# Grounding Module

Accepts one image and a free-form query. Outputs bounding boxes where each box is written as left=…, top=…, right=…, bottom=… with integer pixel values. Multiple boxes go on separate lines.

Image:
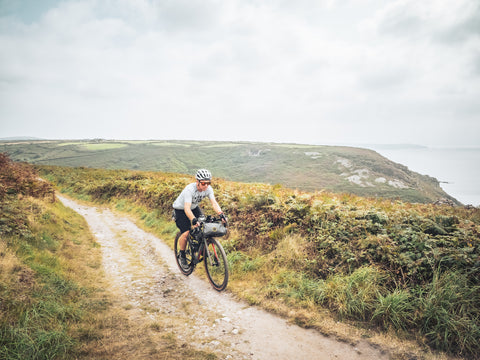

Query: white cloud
left=0, top=0, right=479, bottom=145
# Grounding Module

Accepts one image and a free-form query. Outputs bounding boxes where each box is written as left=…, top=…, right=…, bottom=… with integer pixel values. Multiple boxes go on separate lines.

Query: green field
left=82, top=143, right=128, bottom=150
left=0, top=139, right=459, bottom=204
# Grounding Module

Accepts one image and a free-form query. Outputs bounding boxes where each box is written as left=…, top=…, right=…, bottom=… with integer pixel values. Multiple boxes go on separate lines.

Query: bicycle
left=174, top=215, right=229, bottom=291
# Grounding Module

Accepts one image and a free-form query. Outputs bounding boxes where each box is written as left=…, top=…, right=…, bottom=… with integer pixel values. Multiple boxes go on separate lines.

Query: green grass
left=83, top=143, right=128, bottom=150
left=323, top=266, right=387, bottom=321
left=37, top=164, right=480, bottom=359
left=372, top=289, right=415, bottom=331
left=57, top=142, right=85, bottom=146
left=0, top=197, right=98, bottom=359
left=418, top=270, right=480, bottom=355
left=0, top=195, right=218, bottom=360
left=150, top=142, right=192, bottom=147
left=1, top=327, right=74, bottom=360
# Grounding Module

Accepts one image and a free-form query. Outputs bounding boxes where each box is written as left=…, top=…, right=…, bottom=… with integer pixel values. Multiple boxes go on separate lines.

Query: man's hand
left=219, top=213, right=227, bottom=224
left=191, top=217, right=200, bottom=229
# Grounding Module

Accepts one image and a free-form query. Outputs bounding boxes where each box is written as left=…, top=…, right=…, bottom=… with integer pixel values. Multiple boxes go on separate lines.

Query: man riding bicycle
left=173, top=169, right=226, bottom=268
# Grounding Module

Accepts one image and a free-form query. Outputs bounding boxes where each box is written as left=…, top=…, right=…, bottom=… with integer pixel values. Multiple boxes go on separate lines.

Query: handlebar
left=198, top=214, right=228, bottom=226
left=191, top=214, right=229, bottom=238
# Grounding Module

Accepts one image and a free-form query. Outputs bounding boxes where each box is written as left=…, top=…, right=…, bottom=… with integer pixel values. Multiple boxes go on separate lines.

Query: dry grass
left=56, top=204, right=217, bottom=360
left=1, top=196, right=215, bottom=360
left=100, top=203, right=454, bottom=360
left=73, top=295, right=208, bottom=360
left=0, top=242, right=24, bottom=283
left=37, top=164, right=479, bottom=359
left=225, top=268, right=456, bottom=360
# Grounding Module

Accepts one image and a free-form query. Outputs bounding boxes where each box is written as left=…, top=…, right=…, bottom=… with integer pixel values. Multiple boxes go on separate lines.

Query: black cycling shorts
left=174, top=207, right=203, bottom=233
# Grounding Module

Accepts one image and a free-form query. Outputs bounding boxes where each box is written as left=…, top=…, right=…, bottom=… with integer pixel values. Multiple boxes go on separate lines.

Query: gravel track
left=59, top=195, right=389, bottom=360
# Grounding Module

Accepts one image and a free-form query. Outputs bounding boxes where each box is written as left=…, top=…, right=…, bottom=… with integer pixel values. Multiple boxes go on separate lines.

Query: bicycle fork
left=204, top=238, right=220, bottom=267
left=190, top=237, right=219, bottom=267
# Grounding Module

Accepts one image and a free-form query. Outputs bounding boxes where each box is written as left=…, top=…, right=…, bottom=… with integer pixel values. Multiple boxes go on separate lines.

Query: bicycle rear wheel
left=174, top=232, right=194, bottom=276
left=203, top=238, right=229, bottom=291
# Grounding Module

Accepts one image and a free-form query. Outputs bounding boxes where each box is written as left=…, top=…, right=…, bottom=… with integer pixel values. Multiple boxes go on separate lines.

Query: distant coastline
left=1, top=138, right=477, bottom=206
left=367, top=145, right=480, bottom=207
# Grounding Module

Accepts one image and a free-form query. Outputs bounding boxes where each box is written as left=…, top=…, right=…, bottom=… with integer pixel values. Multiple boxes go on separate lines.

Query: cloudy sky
left=1, top=0, right=479, bottom=147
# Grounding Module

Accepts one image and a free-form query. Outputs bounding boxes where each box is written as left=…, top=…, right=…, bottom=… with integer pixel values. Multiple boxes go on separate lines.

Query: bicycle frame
left=188, top=229, right=220, bottom=266
left=188, top=231, right=207, bottom=268
left=174, top=215, right=229, bottom=291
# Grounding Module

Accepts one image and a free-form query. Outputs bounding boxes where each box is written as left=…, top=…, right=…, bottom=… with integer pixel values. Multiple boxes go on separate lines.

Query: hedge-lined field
left=39, top=164, right=480, bottom=359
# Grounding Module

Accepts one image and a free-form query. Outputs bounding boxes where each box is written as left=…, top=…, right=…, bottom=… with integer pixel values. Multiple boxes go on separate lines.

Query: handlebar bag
left=203, top=222, right=227, bottom=237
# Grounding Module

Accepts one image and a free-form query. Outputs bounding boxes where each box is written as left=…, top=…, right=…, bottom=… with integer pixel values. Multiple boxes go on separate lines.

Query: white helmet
left=195, top=169, right=212, bottom=181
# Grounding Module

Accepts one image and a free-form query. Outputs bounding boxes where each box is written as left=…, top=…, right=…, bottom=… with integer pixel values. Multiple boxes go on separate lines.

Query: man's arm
left=210, top=198, right=223, bottom=215
left=184, top=202, right=195, bottom=222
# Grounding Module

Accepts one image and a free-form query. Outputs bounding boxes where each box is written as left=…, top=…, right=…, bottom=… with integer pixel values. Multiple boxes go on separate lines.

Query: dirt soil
left=59, top=195, right=390, bottom=360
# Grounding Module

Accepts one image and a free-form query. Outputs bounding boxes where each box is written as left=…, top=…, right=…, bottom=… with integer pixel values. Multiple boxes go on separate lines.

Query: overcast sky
left=1, top=0, right=479, bottom=147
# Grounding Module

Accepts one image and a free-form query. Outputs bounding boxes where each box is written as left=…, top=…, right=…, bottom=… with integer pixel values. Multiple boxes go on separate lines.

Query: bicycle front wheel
left=203, top=238, right=229, bottom=291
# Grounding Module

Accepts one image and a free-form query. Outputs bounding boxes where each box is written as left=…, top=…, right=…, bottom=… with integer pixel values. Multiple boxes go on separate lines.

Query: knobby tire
left=204, top=237, right=229, bottom=291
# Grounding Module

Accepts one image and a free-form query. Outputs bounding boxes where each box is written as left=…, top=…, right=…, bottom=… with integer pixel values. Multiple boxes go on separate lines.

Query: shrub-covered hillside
left=0, top=139, right=459, bottom=204
left=39, top=164, right=480, bottom=359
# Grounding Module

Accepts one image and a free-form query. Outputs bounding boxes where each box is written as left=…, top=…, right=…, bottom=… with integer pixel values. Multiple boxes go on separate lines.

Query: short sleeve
left=183, top=184, right=194, bottom=204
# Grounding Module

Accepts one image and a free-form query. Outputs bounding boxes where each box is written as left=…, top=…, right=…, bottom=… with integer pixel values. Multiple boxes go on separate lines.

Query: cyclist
left=173, top=169, right=225, bottom=268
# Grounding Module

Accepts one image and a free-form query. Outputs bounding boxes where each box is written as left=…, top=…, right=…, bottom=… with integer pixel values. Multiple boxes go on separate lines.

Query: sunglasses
left=199, top=181, right=211, bottom=186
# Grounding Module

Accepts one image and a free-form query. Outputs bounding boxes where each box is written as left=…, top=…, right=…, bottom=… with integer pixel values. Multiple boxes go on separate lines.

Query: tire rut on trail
left=59, top=195, right=390, bottom=360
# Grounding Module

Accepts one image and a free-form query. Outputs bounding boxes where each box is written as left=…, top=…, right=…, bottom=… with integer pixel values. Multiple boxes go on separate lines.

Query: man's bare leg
left=179, top=230, right=189, bottom=251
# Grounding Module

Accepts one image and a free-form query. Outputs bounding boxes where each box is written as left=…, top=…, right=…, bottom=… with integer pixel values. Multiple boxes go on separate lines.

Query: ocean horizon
left=366, top=145, right=480, bottom=207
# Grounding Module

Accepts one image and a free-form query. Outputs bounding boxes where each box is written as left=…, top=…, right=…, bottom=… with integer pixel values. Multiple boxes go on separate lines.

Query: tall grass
left=418, top=270, right=480, bottom=356
left=0, top=200, right=89, bottom=359
left=37, top=164, right=480, bottom=359
left=1, top=156, right=218, bottom=359
left=372, top=289, right=415, bottom=331
left=323, top=266, right=387, bottom=321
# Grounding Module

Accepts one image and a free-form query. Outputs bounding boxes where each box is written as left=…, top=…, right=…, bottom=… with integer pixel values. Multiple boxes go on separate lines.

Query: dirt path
left=59, top=195, right=390, bottom=360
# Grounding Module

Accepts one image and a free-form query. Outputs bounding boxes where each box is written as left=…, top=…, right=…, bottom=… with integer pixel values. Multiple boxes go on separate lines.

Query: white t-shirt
left=173, top=182, right=215, bottom=210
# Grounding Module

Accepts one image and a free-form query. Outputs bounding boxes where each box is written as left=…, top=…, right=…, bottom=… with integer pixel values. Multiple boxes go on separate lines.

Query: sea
left=366, top=145, right=480, bottom=207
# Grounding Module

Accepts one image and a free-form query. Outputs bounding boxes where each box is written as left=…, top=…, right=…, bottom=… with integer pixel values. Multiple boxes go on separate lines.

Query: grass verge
left=0, top=195, right=216, bottom=359
left=120, top=199, right=480, bottom=359
left=37, top=164, right=480, bottom=360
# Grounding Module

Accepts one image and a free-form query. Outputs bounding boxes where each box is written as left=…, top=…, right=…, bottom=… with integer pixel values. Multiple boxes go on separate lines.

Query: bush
left=37, top=164, right=480, bottom=358
left=0, top=153, right=54, bottom=200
